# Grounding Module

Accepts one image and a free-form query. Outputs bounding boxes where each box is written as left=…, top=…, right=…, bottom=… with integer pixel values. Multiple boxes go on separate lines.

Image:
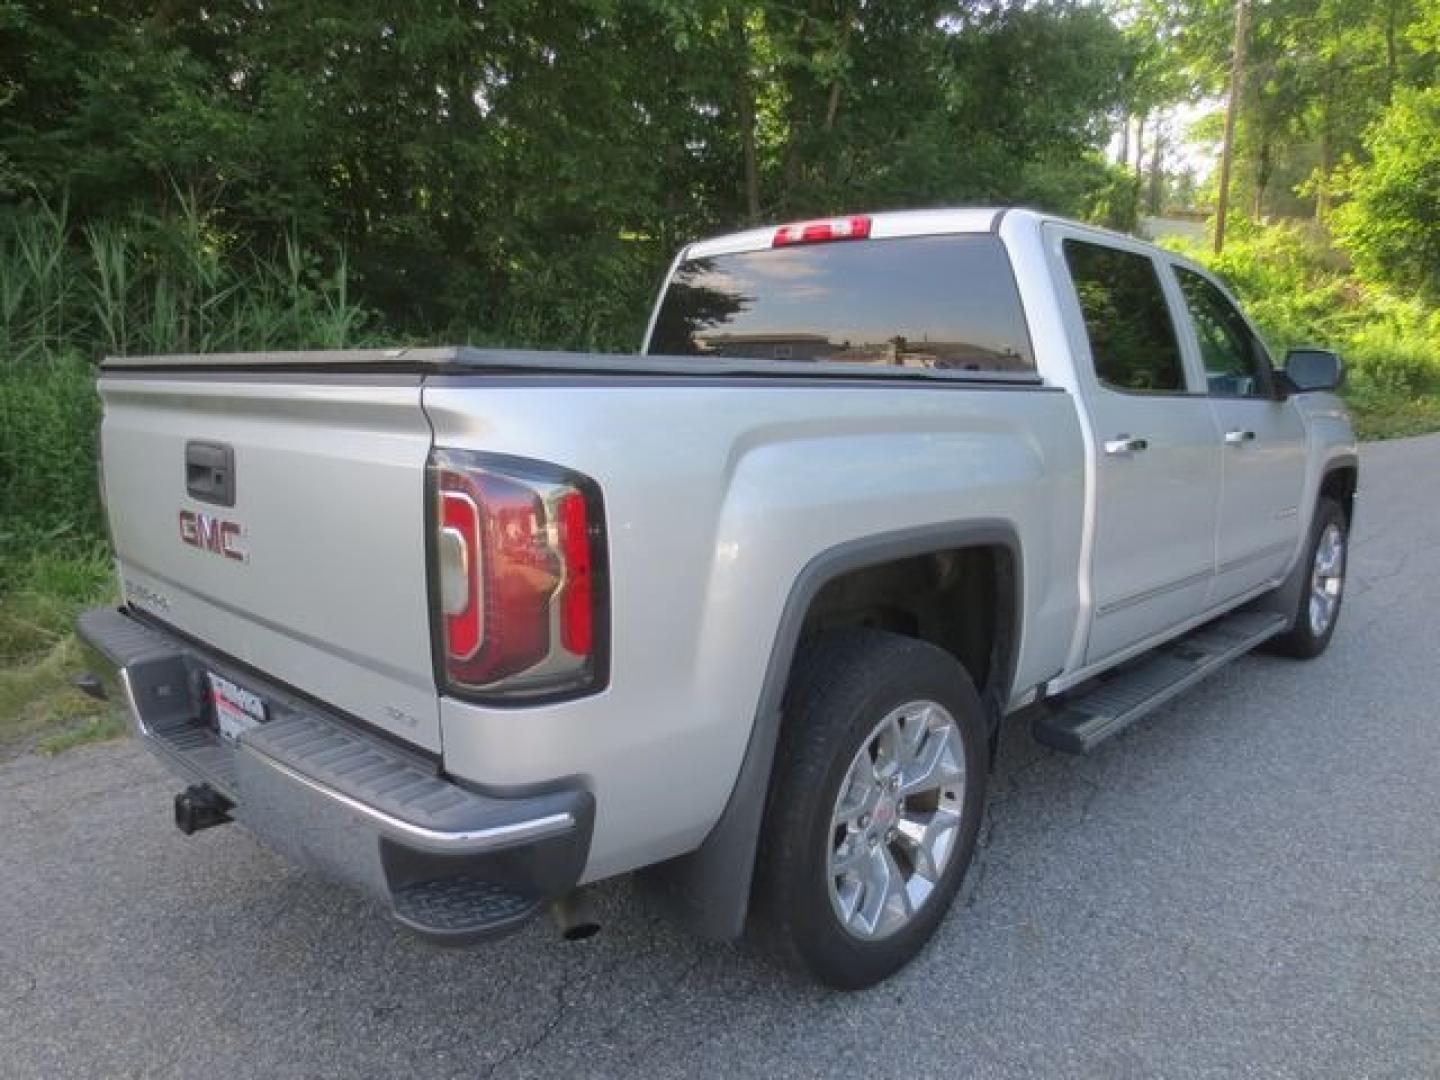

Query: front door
left=1056, top=234, right=1223, bottom=664
left=1169, top=264, right=1307, bottom=601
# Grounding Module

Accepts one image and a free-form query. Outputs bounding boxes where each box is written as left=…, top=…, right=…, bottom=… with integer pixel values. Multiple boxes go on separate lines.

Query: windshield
left=647, top=234, right=1033, bottom=373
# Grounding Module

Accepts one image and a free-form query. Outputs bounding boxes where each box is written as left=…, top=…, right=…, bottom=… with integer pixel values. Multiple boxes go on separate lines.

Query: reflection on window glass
left=1175, top=267, right=1270, bottom=398
left=648, top=235, right=1034, bottom=373
left=1063, top=240, right=1186, bottom=393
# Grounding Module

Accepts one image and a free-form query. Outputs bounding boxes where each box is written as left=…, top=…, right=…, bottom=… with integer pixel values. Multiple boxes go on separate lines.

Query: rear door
left=1168, top=263, right=1307, bottom=600
left=1051, top=230, right=1223, bottom=664
left=99, top=371, right=441, bottom=750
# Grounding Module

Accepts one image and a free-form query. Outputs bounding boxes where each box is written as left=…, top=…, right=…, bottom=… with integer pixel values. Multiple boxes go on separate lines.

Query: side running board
left=1032, top=610, right=1289, bottom=754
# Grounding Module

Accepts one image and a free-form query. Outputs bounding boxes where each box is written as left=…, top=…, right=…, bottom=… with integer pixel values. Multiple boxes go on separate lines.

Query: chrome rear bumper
left=77, top=606, right=593, bottom=943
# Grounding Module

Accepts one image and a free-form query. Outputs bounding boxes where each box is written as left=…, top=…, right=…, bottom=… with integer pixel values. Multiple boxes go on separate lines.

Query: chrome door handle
left=1103, top=434, right=1149, bottom=456
left=1224, top=429, right=1256, bottom=445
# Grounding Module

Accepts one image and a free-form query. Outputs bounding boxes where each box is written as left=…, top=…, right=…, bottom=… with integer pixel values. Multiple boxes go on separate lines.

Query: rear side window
left=1063, top=239, right=1187, bottom=393
left=648, top=234, right=1034, bottom=373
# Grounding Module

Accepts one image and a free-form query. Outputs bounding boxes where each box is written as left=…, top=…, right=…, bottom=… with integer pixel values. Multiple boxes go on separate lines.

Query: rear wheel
left=754, top=629, right=988, bottom=989
left=1266, top=498, right=1348, bottom=659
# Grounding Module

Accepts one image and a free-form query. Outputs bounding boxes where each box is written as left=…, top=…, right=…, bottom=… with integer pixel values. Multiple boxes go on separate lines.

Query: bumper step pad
left=391, top=879, right=541, bottom=942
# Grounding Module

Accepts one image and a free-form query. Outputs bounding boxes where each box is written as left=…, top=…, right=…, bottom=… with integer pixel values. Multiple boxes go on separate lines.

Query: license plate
left=206, top=672, right=268, bottom=743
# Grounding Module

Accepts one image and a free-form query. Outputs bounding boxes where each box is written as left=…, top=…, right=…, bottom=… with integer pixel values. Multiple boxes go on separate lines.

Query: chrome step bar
left=1032, top=610, right=1289, bottom=754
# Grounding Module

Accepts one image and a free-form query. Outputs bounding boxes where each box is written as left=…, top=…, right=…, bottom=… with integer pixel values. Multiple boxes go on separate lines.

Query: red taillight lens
left=772, top=215, right=871, bottom=247
left=430, top=450, right=606, bottom=700
left=556, top=490, right=593, bottom=656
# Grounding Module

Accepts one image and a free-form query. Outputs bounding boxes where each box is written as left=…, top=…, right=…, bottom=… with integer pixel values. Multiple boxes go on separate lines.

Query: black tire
left=753, top=628, right=989, bottom=990
left=1265, top=497, right=1348, bottom=659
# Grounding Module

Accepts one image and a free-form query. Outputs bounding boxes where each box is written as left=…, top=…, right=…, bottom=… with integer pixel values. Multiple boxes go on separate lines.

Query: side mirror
left=1282, top=347, right=1344, bottom=393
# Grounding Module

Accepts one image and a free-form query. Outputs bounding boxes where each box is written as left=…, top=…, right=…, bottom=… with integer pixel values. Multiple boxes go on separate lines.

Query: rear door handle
left=1103, top=434, right=1149, bottom=456
left=1223, top=429, right=1256, bottom=445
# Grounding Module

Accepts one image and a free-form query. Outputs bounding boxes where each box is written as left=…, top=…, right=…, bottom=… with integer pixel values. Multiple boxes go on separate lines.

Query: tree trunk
left=823, top=5, right=853, bottom=132
left=1214, top=0, right=1250, bottom=254
left=1147, top=119, right=1164, bottom=215
left=824, top=81, right=842, bottom=132
left=1315, top=70, right=1335, bottom=226
left=729, top=5, right=760, bottom=222
left=1117, top=114, right=1130, bottom=168
left=1134, top=115, right=1146, bottom=177
left=1253, top=139, right=1271, bottom=220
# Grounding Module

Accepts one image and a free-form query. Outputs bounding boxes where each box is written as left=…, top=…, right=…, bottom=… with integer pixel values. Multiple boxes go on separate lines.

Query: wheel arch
left=1256, top=454, right=1359, bottom=629
left=642, top=520, right=1023, bottom=941
left=1319, top=456, right=1358, bottom=527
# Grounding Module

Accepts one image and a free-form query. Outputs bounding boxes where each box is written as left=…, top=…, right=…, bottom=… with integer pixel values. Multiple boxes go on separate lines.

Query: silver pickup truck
left=79, top=208, right=1357, bottom=988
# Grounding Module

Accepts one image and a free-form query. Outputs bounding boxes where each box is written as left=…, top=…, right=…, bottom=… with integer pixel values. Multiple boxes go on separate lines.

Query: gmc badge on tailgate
left=179, top=510, right=246, bottom=562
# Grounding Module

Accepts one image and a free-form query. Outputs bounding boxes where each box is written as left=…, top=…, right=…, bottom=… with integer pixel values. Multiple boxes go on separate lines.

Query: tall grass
left=0, top=197, right=380, bottom=745
left=0, top=195, right=371, bottom=369
left=0, top=198, right=374, bottom=548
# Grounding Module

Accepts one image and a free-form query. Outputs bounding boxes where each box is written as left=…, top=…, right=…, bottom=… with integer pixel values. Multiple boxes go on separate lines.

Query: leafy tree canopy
left=0, top=0, right=1138, bottom=347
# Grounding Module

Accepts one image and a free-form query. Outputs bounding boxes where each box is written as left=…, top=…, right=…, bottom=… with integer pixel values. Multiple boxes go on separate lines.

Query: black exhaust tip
left=174, top=784, right=233, bottom=835
left=551, top=891, right=601, bottom=941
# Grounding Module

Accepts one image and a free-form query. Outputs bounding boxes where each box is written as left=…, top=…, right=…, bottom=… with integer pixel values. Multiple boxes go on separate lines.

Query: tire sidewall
left=1293, top=499, right=1348, bottom=655
left=772, top=635, right=989, bottom=989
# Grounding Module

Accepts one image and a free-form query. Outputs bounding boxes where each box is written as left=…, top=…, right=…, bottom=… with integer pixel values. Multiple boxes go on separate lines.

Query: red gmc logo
left=179, top=510, right=246, bottom=562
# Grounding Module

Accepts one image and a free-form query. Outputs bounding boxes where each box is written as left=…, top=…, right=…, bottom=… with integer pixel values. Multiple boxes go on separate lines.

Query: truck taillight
left=428, top=449, right=608, bottom=701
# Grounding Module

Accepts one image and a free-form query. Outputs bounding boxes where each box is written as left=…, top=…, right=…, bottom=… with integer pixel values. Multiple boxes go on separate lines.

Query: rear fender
left=644, top=520, right=1022, bottom=941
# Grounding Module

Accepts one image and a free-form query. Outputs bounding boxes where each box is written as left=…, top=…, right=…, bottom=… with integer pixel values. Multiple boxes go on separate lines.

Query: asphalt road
left=3, top=434, right=1439, bottom=1079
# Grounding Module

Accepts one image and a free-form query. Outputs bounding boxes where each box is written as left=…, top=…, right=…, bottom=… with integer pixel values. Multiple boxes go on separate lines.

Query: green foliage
left=1162, top=221, right=1440, bottom=439
left=35, top=712, right=125, bottom=755
left=1189, top=221, right=1354, bottom=347
left=0, top=543, right=115, bottom=751
left=0, top=2, right=1140, bottom=347
left=1342, top=382, right=1440, bottom=441
left=0, top=350, right=100, bottom=542
left=1126, top=0, right=1437, bottom=222
left=1333, top=85, right=1440, bottom=299
left=0, top=196, right=372, bottom=363
left=0, top=544, right=112, bottom=691
left=0, top=199, right=373, bottom=547
left=1080, top=161, right=1143, bottom=232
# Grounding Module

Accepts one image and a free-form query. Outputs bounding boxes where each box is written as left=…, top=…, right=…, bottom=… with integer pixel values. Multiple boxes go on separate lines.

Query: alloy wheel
left=826, top=700, right=967, bottom=940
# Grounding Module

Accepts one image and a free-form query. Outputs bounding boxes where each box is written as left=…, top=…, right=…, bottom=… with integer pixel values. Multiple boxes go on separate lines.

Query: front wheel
left=753, top=629, right=989, bottom=989
left=1266, top=497, right=1348, bottom=659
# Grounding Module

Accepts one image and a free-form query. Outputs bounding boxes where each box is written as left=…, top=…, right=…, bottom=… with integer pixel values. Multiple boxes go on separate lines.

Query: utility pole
left=1214, top=0, right=1250, bottom=254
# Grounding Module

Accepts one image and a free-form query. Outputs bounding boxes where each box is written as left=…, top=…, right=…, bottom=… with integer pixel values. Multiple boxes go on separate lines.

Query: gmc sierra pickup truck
left=78, top=208, right=1356, bottom=989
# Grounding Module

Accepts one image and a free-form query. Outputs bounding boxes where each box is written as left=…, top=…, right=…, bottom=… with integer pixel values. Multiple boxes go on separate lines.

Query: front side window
left=1063, top=239, right=1187, bottom=393
left=1174, top=266, right=1272, bottom=398
left=648, top=234, right=1034, bottom=373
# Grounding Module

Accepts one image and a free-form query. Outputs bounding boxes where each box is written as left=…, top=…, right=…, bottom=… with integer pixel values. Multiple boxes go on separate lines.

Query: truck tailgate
left=98, top=374, right=441, bottom=751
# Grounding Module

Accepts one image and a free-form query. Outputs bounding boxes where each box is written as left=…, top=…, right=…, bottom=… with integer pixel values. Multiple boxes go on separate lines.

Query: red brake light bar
left=772, top=215, right=872, bottom=247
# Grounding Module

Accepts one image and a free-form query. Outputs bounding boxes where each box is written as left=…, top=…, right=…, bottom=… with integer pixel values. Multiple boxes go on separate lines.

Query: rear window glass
left=647, top=234, right=1034, bottom=373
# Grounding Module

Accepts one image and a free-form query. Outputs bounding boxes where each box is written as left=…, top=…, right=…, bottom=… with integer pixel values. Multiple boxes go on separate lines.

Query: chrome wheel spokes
left=826, top=700, right=966, bottom=940
left=1308, top=523, right=1345, bottom=637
